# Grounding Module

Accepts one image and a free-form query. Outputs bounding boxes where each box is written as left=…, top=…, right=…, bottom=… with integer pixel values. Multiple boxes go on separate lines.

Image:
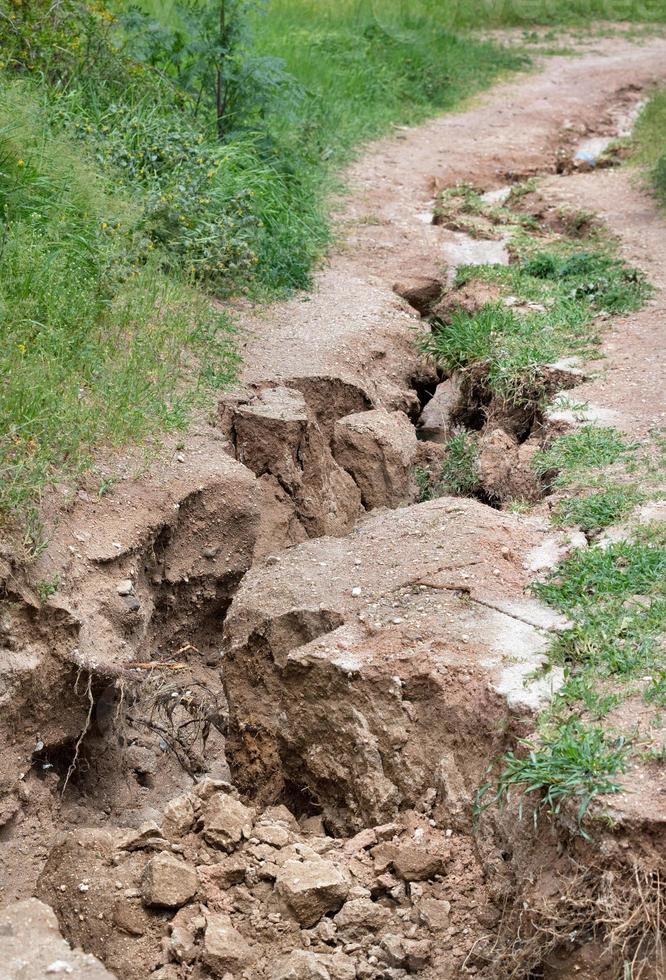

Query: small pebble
left=351, top=587, right=362, bottom=597
left=116, top=579, right=133, bottom=596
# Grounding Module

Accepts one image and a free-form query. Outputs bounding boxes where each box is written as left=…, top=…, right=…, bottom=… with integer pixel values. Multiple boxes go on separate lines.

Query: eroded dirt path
left=2, top=33, right=666, bottom=980
left=232, top=36, right=666, bottom=406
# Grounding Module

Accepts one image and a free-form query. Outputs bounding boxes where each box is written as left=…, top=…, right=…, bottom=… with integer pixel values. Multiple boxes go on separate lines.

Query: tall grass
left=0, top=84, right=237, bottom=527
left=257, top=0, right=666, bottom=35
left=633, top=87, right=666, bottom=207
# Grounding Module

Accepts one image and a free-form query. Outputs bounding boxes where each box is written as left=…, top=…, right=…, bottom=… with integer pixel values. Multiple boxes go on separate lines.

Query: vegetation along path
left=2, top=31, right=666, bottom=980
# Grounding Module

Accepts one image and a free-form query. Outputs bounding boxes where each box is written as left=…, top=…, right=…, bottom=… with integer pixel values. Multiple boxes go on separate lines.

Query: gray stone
left=391, top=844, right=448, bottom=882
left=272, top=950, right=330, bottom=980
left=325, top=953, right=356, bottom=980
left=253, top=823, right=292, bottom=848
left=162, top=794, right=196, bottom=839
left=415, top=376, right=464, bottom=443
left=334, top=897, right=392, bottom=934
left=416, top=896, right=451, bottom=931
left=202, top=912, right=254, bottom=976
left=168, top=906, right=201, bottom=964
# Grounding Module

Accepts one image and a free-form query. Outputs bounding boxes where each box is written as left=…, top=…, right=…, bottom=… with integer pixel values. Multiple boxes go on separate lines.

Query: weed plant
left=483, top=718, right=630, bottom=833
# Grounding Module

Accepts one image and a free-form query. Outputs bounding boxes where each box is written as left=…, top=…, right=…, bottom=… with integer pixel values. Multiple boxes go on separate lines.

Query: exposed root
left=492, top=862, right=665, bottom=979
left=61, top=670, right=94, bottom=796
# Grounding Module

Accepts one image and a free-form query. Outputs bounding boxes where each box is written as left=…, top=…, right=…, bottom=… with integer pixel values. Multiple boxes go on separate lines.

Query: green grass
left=0, top=83, right=237, bottom=529
left=633, top=86, right=666, bottom=207
left=521, top=250, right=649, bottom=314
left=440, top=431, right=481, bottom=496
left=482, top=719, right=630, bottom=832
left=426, top=244, right=649, bottom=405
left=534, top=426, right=632, bottom=485
left=486, top=529, right=665, bottom=830
left=437, top=0, right=666, bottom=28
left=552, top=485, right=644, bottom=532
left=416, top=431, right=480, bottom=499
left=78, top=0, right=526, bottom=296
left=533, top=527, right=666, bottom=691
left=275, top=0, right=666, bottom=33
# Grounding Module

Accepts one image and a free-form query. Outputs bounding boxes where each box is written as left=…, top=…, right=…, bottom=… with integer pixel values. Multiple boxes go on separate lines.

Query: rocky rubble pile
left=35, top=779, right=496, bottom=980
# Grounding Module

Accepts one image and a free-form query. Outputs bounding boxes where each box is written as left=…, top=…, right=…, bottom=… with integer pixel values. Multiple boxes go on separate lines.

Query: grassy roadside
left=414, top=178, right=664, bottom=823
left=633, top=86, right=666, bottom=206
left=2, top=0, right=665, bottom=537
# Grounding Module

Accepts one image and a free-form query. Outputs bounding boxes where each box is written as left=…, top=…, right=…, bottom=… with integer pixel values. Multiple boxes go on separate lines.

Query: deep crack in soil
left=1, top=33, right=666, bottom=980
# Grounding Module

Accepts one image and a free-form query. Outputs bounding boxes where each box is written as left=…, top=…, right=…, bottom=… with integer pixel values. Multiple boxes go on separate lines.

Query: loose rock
left=141, top=852, right=198, bottom=908
left=203, top=794, right=255, bottom=852
left=202, top=912, right=255, bottom=976
left=276, top=859, right=350, bottom=927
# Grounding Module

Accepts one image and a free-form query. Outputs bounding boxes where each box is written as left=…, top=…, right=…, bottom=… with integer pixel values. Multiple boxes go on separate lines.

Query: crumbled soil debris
left=35, top=784, right=493, bottom=980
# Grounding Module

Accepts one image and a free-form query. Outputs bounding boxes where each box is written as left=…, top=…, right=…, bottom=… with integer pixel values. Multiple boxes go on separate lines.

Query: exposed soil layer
left=1, top=33, right=666, bottom=980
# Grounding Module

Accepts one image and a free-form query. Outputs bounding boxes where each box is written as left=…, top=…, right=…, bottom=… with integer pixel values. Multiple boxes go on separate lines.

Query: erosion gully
left=1, top=35, right=666, bottom=980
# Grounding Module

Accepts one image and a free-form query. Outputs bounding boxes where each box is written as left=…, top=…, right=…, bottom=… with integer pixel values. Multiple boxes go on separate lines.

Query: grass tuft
left=426, top=245, right=648, bottom=406
left=534, top=426, right=631, bottom=485
left=415, top=431, right=480, bottom=500
left=481, top=718, right=630, bottom=833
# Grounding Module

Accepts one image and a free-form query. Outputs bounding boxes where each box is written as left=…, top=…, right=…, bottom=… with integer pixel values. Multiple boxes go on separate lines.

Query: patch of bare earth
left=1, top=33, right=666, bottom=980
